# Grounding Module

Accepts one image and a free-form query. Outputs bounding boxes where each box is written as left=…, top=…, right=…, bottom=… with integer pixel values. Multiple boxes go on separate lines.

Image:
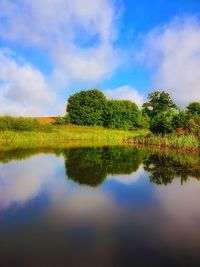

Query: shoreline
left=124, top=134, right=200, bottom=153
left=123, top=141, right=200, bottom=153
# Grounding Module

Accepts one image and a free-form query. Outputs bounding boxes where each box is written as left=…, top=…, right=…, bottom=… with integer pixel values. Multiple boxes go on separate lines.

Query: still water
left=0, top=146, right=200, bottom=267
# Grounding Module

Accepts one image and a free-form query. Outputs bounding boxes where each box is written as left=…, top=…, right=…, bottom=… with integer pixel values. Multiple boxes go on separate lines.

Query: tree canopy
left=67, top=89, right=107, bottom=126
left=67, top=89, right=145, bottom=130
left=104, top=100, right=143, bottom=130
left=187, top=102, right=200, bottom=116
left=66, top=88, right=199, bottom=135
left=142, top=91, right=178, bottom=134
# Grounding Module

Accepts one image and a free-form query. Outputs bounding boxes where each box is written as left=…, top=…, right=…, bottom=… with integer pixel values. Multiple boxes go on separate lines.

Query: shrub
left=67, top=89, right=107, bottom=126
left=54, top=115, right=70, bottom=125
left=104, top=100, right=142, bottom=130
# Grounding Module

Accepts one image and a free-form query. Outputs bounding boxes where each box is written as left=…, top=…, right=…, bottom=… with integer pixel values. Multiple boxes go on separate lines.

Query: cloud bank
left=0, top=0, right=124, bottom=115
left=0, top=49, right=56, bottom=116
left=137, top=16, right=200, bottom=105
left=0, top=0, right=121, bottom=85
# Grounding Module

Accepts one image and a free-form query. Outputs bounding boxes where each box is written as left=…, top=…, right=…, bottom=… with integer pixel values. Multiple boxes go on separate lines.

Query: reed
left=126, top=134, right=200, bottom=151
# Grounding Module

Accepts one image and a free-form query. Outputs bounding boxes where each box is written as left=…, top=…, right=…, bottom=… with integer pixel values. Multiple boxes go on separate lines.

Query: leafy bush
left=142, top=91, right=178, bottom=134
left=104, top=100, right=143, bottom=130
left=67, top=89, right=107, bottom=126
left=150, top=110, right=176, bottom=134
left=54, top=115, right=70, bottom=125
left=187, top=102, right=200, bottom=116
left=173, top=110, right=188, bottom=129
left=67, top=89, right=145, bottom=130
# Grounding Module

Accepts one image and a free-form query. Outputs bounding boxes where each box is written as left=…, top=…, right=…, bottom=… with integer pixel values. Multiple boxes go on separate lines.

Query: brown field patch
left=33, top=117, right=56, bottom=124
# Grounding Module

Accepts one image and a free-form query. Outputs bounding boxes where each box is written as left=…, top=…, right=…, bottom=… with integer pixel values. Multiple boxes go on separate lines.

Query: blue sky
left=0, top=0, right=200, bottom=115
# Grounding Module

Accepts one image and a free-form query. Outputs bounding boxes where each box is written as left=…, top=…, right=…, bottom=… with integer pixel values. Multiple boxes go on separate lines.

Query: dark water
left=0, top=146, right=200, bottom=267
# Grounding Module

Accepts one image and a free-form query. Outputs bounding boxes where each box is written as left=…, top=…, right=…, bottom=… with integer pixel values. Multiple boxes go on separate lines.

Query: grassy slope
left=0, top=124, right=149, bottom=148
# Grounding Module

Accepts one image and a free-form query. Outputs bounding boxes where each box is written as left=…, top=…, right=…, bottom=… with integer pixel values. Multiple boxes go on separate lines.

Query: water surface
left=0, top=146, right=200, bottom=267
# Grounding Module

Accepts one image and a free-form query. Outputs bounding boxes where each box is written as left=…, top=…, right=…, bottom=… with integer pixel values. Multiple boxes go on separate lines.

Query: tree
left=150, top=109, right=176, bottom=134
left=143, top=91, right=177, bottom=116
left=104, top=100, right=143, bottom=130
left=173, top=110, right=188, bottom=129
left=67, top=89, right=107, bottom=126
left=187, top=102, right=200, bottom=116
left=186, top=115, right=200, bottom=137
left=142, top=91, right=178, bottom=134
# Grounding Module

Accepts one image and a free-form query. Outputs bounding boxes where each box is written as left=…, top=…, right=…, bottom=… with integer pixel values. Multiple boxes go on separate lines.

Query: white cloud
left=136, top=16, right=200, bottom=105
left=0, top=49, right=56, bottom=116
left=0, top=0, right=121, bottom=85
left=104, top=85, right=144, bottom=106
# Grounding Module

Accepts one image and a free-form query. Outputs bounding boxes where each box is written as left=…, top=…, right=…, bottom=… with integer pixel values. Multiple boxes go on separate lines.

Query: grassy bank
left=125, top=134, right=200, bottom=151
left=0, top=124, right=149, bottom=148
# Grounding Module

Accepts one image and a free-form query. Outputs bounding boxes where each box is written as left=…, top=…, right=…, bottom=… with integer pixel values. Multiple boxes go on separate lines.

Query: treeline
left=66, top=89, right=147, bottom=130
left=66, top=89, right=200, bottom=135
left=142, top=91, right=200, bottom=136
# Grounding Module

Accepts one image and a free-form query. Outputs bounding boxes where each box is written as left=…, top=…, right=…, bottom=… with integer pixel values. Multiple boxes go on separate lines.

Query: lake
left=0, top=146, right=200, bottom=267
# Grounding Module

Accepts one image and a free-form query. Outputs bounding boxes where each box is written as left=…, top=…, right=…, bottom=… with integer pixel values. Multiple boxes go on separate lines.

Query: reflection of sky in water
left=0, top=151, right=200, bottom=266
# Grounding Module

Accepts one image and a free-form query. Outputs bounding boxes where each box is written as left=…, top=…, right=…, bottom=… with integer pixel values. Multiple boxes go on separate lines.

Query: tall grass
left=0, top=124, right=149, bottom=148
left=126, top=134, right=200, bottom=150
left=0, top=116, right=53, bottom=132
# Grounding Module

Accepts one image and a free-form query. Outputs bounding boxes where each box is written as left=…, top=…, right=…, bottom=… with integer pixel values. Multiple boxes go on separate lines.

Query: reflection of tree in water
left=1, top=145, right=199, bottom=187
left=0, top=148, right=63, bottom=163
left=64, top=147, right=144, bottom=187
left=144, top=153, right=200, bottom=185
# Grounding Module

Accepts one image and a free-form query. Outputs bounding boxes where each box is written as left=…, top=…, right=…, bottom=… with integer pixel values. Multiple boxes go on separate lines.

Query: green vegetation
left=0, top=124, right=148, bottom=148
left=67, top=89, right=147, bottom=130
left=187, top=102, right=200, bottom=116
left=126, top=134, right=199, bottom=151
left=0, top=116, right=53, bottom=132
left=125, top=91, right=200, bottom=150
left=104, top=100, right=145, bottom=130
left=67, top=89, right=107, bottom=126
left=0, top=88, right=199, bottom=151
left=142, top=91, right=178, bottom=134
left=142, top=91, right=200, bottom=136
left=54, top=115, right=70, bottom=125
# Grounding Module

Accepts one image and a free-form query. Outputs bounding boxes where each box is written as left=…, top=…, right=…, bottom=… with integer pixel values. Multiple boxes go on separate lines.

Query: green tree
left=187, top=102, right=200, bottom=116
left=142, top=91, right=178, bottom=134
left=104, top=100, right=143, bottom=130
left=186, top=115, right=200, bottom=137
left=186, top=102, right=200, bottom=136
left=173, top=110, right=188, bottom=129
left=67, top=89, right=107, bottom=126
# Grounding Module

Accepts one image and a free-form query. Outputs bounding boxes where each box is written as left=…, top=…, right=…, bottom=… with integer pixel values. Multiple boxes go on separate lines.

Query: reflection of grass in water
left=0, top=125, right=149, bottom=147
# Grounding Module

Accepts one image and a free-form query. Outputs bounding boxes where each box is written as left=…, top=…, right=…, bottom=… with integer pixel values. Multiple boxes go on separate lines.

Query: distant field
left=33, top=117, right=56, bottom=124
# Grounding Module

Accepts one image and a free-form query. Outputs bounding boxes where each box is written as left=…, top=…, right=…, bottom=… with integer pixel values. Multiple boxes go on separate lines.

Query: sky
left=0, top=0, right=200, bottom=116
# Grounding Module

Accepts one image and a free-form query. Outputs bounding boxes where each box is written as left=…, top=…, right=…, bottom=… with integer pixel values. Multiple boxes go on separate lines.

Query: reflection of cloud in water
left=156, top=178, right=200, bottom=226
left=45, top=182, right=122, bottom=227
left=108, top=165, right=144, bottom=185
left=0, top=155, right=63, bottom=210
left=153, top=177, right=200, bottom=246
